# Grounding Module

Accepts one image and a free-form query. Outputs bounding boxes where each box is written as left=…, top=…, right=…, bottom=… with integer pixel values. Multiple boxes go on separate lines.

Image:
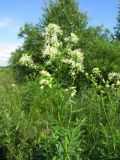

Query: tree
left=10, top=24, right=45, bottom=82
left=10, top=0, right=120, bottom=83
left=10, top=0, right=88, bottom=81
left=114, top=0, right=120, bottom=41
left=42, top=0, right=88, bottom=35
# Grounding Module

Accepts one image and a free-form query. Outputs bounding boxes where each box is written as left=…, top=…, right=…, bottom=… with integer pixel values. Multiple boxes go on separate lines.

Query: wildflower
left=108, top=72, right=120, bottom=87
left=39, top=70, right=53, bottom=89
left=42, top=45, right=60, bottom=60
left=62, top=58, right=75, bottom=68
left=92, top=68, right=101, bottom=75
left=70, top=87, right=77, bottom=97
left=116, top=80, right=120, bottom=86
left=85, top=72, right=89, bottom=78
left=40, top=70, right=51, bottom=77
left=39, top=79, right=51, bottom=87
left=65, top=86, right=77, bottom=98
left=111, top=84, right=115, bottom=88
left=64, top=33, right=78, bottom=44
left=39, top=78, right=52, bottom=89
left=71, top=71, right=76, bottom=77
left=62, top=47, right=84, bottom=76
left=64, top=37, right=69, bottom=42
left=45, top=23, right=62, bottom=36
left=108, top=72, right=120, bottom=81
left=105, top=83, right=110, bottom=88
left=42, top=24, right=62, bottom=61
left=19, top=54, right=36, bottom=69
left=70, top=33, right=79, bottom=43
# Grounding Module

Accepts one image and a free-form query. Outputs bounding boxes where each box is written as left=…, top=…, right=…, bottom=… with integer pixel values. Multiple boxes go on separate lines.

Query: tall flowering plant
left=19, top=23, right=120, bottom=96
left=42, top=24, right=84, bottom=86
left=19, top=23, right=84, bottom=90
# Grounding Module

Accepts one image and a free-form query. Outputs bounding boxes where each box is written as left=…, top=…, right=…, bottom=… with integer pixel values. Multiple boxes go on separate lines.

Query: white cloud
left=0, top=16, right=22, bottom=66
left=0, top=17, right=12, bottom=28
left=0, top=43, right=21, bottom=66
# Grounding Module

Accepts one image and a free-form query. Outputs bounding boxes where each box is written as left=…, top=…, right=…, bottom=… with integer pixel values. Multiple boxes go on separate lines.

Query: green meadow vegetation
left=0, top=0, right=120, bottom=159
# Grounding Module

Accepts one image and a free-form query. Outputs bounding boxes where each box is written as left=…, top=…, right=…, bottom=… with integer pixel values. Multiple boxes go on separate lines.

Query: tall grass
left=0, top=68, right=120, bottom=159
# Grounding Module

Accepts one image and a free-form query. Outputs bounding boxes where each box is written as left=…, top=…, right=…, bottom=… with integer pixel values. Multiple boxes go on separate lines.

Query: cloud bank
left=0, top=16, right=22, bottom=66
left=0, top=43, right=20, bottom=66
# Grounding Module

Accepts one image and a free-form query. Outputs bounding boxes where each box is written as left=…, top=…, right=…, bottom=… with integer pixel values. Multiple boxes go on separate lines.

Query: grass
left=0, top=68, right=120, bottom=159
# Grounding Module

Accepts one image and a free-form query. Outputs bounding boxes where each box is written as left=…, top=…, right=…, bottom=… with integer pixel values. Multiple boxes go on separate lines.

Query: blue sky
left=0, top=0, right=118, bottom=66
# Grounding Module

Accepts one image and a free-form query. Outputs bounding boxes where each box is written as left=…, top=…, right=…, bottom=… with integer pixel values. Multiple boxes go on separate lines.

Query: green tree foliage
left=42, top=0, right=88, bottom=34
left=10, top=24, right=45, bottom=82
left=114, top=0, right=120, bottom=41
left=45, top=0, right=120, bottom=76
left=10, top=0, right=88, bottom=81
left=18, top=23, right=44, bottom=59
left=10, top=0, right=120, bottom=83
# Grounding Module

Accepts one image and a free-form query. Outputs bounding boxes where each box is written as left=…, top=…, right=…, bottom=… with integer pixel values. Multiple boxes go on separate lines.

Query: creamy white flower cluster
left=19, top=23, right=84, bottom=91
left=42, top=23, right=84, bottom=76
left=62, top=48, right=84, bottom=76
left=19, top=54, right=37, bottom=69
left=64, top=33, right=79, bottom=44
left=62, top=31, right=84, bottom=76
left=39, top=70, right=53, bottom=89
left=92, top=67, right=101, bottom=76
left=65, top=86, right=77, bottom=98
left=42, top=23, right=62, bottom=61
left=86, top=68, right=120, bottom=91
left=108, top=72, right=120, bottom=87
left=45, top=23, right=62, bottom=38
